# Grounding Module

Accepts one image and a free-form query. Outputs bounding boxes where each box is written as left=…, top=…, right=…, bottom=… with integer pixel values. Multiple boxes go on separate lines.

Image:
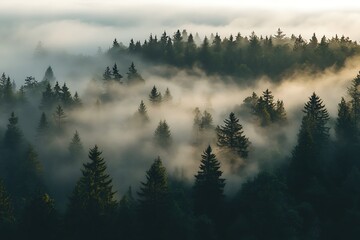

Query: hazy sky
left=1, top=1, right=360, bottom=54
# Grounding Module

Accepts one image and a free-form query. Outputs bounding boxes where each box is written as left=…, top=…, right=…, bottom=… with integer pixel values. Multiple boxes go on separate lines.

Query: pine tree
left=163, top=87, right=173, bottom=102
left=73, top=92, right=82, bottom=107
left=127, top=62, right=145, bottom=85
left=274, top=100, right=287, bottom=122
left=200, top=110, right=214, bottom=131
left=138, top=157, right=169, bottom=239
left=66, top=145, right=116, bottom=239
left=53, top=81, right=61, bottom=101
left=37, top=112, right=50, bottom=138
left=3, top=77, right=14, bottom=104
left=42, top=66, right=56, bottom=82
left=136, top=100, right=149, bottom=123
left=336, top=97, right=357, bottom=143
left=69, top=130, right=84, bottom=157
left=53, top=105, right=66, bottom=129
left=149, top=85, right=162, bottom=105
left=61, top=83, right=73, bottom=107
left=217, top=112, right=250, bottom=158
left=40, top=82, right=55, bottom=110
left=112, top=63, right=123, bottom=82
left=4, top=112, right=22, bottom=148
left=193, top=145, right=225, bottom=220
left=348, top=71, right=360, bottom=126
left=154, top=120, right=172, bottom=148
left=103, top=66, right=112, bottom=81
left=24, top=76, right=38, bottom=89
left=288, top=93, right=330, bottom=197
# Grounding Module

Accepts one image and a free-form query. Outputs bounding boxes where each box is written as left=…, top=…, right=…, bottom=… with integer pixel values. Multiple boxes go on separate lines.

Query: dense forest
left=1, top=29, right=360, bottom=240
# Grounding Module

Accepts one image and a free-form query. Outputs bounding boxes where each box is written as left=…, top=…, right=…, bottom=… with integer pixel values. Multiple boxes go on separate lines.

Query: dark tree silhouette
left=154, top=120, right=172, bottom=148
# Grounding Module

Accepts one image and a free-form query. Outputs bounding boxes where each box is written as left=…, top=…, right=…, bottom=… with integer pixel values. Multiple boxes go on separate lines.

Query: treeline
left=107, top=29, right=360, bottom=81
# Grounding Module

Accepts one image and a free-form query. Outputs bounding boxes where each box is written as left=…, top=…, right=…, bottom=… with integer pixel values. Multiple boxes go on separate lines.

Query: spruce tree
left=66, top=145, right=116, bottom=239
left=4, top=112, right=22, bottom=148
left=61, top=83, right=73, bottom=107
left=348, top=71, right=360, bottom=126
left=69, top=130, right=84, bottom=157
left=193, top=145, right=225, bottom=220
left=136, top=100, right=149, bottom=123
left=103, top=66, right=112, bottom=81
left=154, top=120, right=172, bottom=148
left=138, top=157, right=169, bottom=239
left=163, top=87, right=173, bottom=102
left=53, top=105, right=66, bottom=129
left=40, top=82, right=55, bottom=110
left=42, top=66, right=56, bottom=82
left=217, top=112, right=250, bottom=158
left=73, top=92, right=82, bottom=107
left=336, top=97, right=357, bottom=143
left=127, top=62, right=145, bottom=85
left=149, top=85, right=162, bottom=105
left=112, top=63, right=123, bottom=82
left=53, top=81, right=61, bottom=101
left=200, top=110, right=214, bottom=131
left=37, top=112, right=50, bottom=138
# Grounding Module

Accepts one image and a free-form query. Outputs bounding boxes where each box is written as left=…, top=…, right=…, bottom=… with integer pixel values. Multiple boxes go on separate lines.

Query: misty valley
left=1, top=28, right=360, bottom=240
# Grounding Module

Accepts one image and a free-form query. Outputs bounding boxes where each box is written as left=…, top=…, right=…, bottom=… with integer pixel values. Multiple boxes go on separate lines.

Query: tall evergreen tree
left=217, top=112, right=250, bottom=158
left=163, top=87, right=173, bottom=102
left=336, top=97, right=357, bottom=143
left=53, top=105, right=66, bottom=129
left=66, top=145, right=116, bottom=239
left=103, top=66, right=112, bottom=81
left=154, top=120, right=172, bottom=148
left=40, top=82, right=55, bottom=110
left=348, top=71, right=360, bottom=126
left=4, top=112, right=22, bottom=148
left=112, top=63, right=123, bottom=82
left=53, top=81, right=62, bottom=101
left=149, top=85, right=162, bottom=105
left=37, top=112, right=50, bottom=139
left=69, top=131, right=84, bottom=157
left=138, top=157, right=169, bottom=240
left=127, top=62, right=145, bottom=85
left=42, top=66, right=56, bottom=82
left=73, top=92, right=82, bottom=107
left=61, top=83, right=73, bottom=107
left=193, top=145, right=225, bottom=220
left=136, top=100, right=149, bottom=123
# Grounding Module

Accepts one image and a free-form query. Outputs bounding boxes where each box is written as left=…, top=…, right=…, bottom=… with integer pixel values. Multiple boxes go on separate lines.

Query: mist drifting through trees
left=2, top=1, right=360, bottom=240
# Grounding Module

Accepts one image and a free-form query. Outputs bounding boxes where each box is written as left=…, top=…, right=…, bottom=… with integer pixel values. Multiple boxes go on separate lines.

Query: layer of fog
left=1, top=51, right=356, bottom=211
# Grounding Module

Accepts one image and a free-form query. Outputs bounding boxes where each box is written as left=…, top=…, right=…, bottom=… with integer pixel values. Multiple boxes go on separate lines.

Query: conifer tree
left=348, top=71, right=360, bottom=126
left=42, top=66, right=56, bottom=82
left=138, top=157, right=169, bottom=239
left=193, top=145, right=225, bottom=220
left=103, top=66, right=112, bottom=81
left=61, top=83, right=73, bottom=107
left=3, top=77, right=14, bottom=104
left=136, top=100, right=149, bottom=123
left=275, top=100, right=287, bottom=122
left=66, top=145, right=116, bottom=239
left=73, top=92, right=82, bottom=107
left=37, top=112, right=50, bottom=138
left=127, top=62, right=145, bottom=85
left=112, top=63, right=123, bottom=82
left=40, top=82, right=55, bottom=110
left=200, top=110, right=214, bottom=131
left=336, top=97, right=357, bottom=142
left=53, top=105, right=66, bottom=129
left=4, top=112, right=22, bottom=148
left=149, top=85, right=162, bottom=105
left=69, top=130, right=84, bottom=157
left=163, top=87, right=173, bottom=102
left=154, top=120, right=172, bottom=148
left=217, top=112, right=250, bottom=158
left=53, top=81, right=61, bottom=101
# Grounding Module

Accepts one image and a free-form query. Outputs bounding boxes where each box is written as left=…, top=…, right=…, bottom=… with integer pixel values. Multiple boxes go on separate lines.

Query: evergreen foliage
left=69, top=131, right=84, bottom=157
left=193, top=145, right=225, bottom=220
left=154, top=120, right=172, bottom=148
left=127, top=62, right=145, bottom=85
left=217, top=112, right=250, bottom=158
left=149, top=85, right=162, bottom=105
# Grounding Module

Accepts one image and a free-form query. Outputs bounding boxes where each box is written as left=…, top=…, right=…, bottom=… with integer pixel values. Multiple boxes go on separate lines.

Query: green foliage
left=42, top=66, right=56, bottom=82
left=53, top=105, right=66, bottom=129
left=217, top=112, right=250, bottom=158
left=0, top=179, right=15, bottom=236
left=127, top=62, right=145, bottom=85
left=154, top=120, right=172, bottom=148
left=193, top=145, right=225, bottom=220
left=149, top=85, right=162, bottom=105
left=135, top=100, right=149, bottom=123
left=68, top=130, right=84, bottom=157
